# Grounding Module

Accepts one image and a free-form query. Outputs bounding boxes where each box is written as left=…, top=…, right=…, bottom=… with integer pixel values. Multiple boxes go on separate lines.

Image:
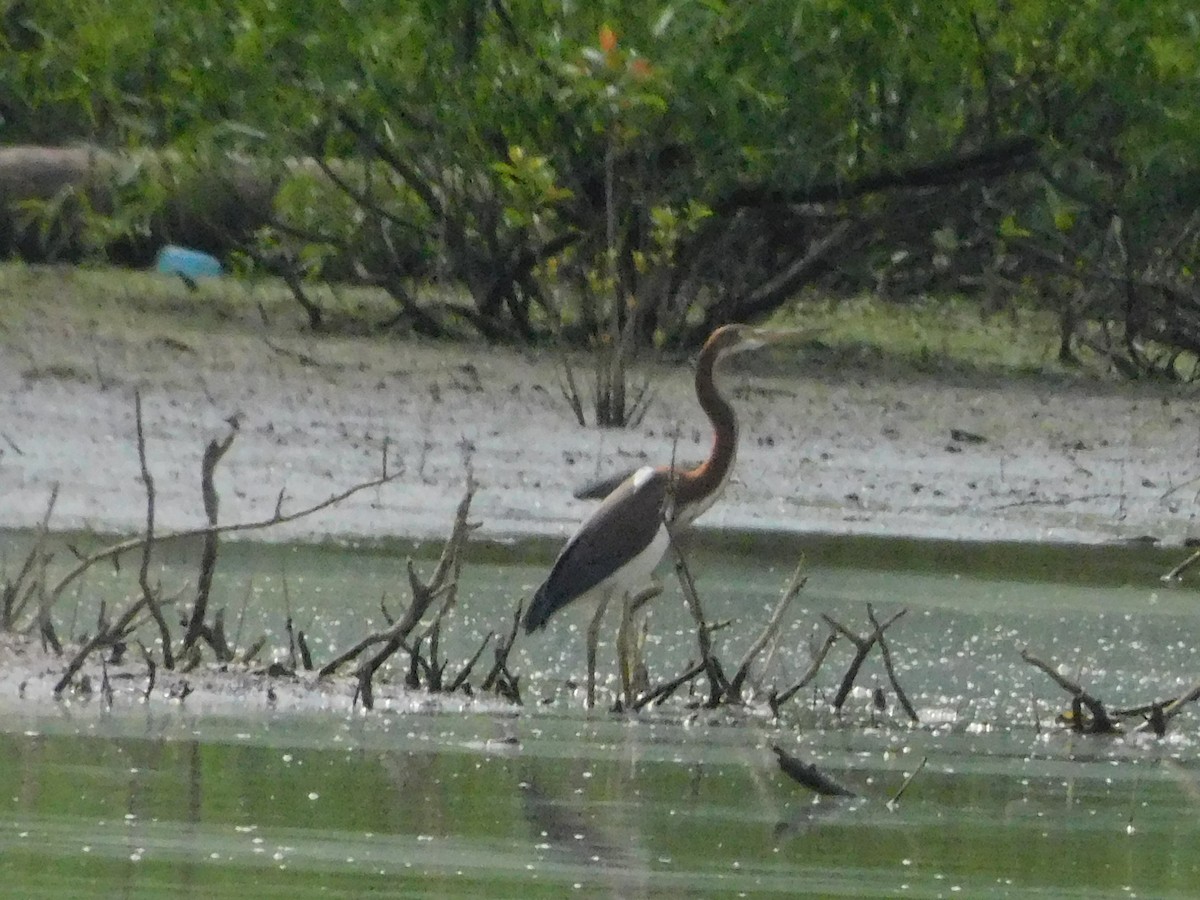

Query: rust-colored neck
left=676, top=336, right=737, bottom=518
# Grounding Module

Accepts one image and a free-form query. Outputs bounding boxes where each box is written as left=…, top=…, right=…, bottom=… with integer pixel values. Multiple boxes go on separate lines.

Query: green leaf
left=999, top=215, right=1032, bottom=240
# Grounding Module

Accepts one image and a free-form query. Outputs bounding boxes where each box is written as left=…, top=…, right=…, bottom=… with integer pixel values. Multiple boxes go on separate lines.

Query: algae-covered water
left=1, top=531, right=1198, bottom=897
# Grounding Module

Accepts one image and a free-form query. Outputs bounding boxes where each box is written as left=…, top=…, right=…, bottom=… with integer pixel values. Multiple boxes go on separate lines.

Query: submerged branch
left=772, top=745, right=857, bottom=797
left=1020, top=648, right=1119, bottom=734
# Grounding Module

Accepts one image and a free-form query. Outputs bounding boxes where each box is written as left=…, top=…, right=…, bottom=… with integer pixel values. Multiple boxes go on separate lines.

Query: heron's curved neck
left=677, top=344, right=736, bottom=517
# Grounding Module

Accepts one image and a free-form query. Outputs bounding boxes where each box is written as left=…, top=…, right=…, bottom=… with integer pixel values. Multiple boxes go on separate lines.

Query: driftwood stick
left=183, top=416, right=239, bottom=657
left=1162, top=680, right=1200, bottom=722
left=1020, top=648, right=1119, bottom=734
left=633, top=660, right=707, bottom=710
left=824, top=607, right=907, bottom=712
left=867, top=603, right=919, bottom=723
left=772, top=745, right=857, bottom=797
left=887, top=755, right=928, bottom=809
left=133, top=392, right=174, bottom=669
left=726, top=559, right=807, bottom=702
left=667, top=523, right=727, bottom=707
left=770, top=629, right=839, bottom=714
left=1134, top=679, right=1200, bottom=733
left=1162, top=548, right=1200, bottom=582
left=448, top=631, right=494, bottom=693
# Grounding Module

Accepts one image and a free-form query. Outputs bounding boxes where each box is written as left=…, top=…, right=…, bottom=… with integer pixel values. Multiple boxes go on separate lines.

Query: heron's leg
left=617, top=592, right=634, bottom=707
left=585, top=593, right=610, bottom=710
left=622, top=581, right=661, bottom=704
left=631, top=609, right=650, bottom=698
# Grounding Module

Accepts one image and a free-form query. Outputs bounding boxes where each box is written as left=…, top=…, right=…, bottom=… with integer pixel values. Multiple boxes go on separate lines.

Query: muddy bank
left=2, top=302, right=1199, bottom=549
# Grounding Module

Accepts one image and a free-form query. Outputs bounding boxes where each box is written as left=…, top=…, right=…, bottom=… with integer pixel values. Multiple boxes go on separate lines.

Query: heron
left=523, top=323, right=800, bottom=708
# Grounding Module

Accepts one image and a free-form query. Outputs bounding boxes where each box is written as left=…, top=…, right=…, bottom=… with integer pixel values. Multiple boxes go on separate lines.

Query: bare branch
left=134, top=391, right=174, bottom=669
left=770, top=628, right=839, bottom=714
left=887, top=756, right=929, bottom=810
left=182, top=415, right=240, bottom=657
left=726, top=559, right=807, bottom=701
left=772, top=745, right=857, bottom=797
left=824, top=607, right=907, bottom=713
left=667, top=521, right=727, bottom=707
left=46, top=467, right=405, bottom=612
left=867, top=603, right=919, bottom=723
left=1020, top=648, right=1119, bottom=734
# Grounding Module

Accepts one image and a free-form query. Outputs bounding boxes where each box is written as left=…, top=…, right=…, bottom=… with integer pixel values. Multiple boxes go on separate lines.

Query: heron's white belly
left=589, top=521, right=670, bottom=602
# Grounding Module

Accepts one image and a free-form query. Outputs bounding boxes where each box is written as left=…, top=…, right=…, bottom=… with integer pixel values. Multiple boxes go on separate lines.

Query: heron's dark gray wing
left=525, top=470, right=668, bottom=632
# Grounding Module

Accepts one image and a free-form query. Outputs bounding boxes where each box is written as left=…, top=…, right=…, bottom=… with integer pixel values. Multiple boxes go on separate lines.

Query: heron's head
left=705, top=323, right=813, bottom=360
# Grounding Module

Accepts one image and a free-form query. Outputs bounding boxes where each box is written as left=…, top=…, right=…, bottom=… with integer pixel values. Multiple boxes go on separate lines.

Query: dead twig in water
left=1161, top=547, right=1200, bottom=583
left=632, top=660, right=707, bottom=710
left=447, top=631, right=494, bottom=694
left=44, top=451, right=405, bottom=615
left=479, top=601, right=523, bottom=704
left=335, top=476, right=478, bottom=709
left=866, top=604, right=919, bottom=723
left=1133, top=678, right=1200, bottom=735
left=886, top=756, right=928, bottom=810
left=769, top=629, right=839, bottom=716
left=726, top=558, right=807, bottom=703
left=132, top=392, right=175, bottom=670
left=54, top=584, right=186, bottom=696
left=1020, top=648, right=1120, bottom=734
left=182, top=414, right=240, bottom=659
left=666, top=522, right=727, bottom=707
left=3, top=485, right=58, bottom=632
left=824, top=606, right=907, bottom=714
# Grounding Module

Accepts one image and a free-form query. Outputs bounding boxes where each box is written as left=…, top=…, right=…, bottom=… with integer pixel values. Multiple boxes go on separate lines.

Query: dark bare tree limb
left=666, top=521, right=727, bottom=707
left=824, top=607, right=907, bottom=713
left=632, top=660, right=707, bottom=711
left=867, top=604, right=919, bottom=723
left=7, top=483, right=57, bottom=633
left=343, top=477, right=477, bottom=708
left=133, top=392, right=174, bottom=669
left=1020, top=648, right=1119, bottom=734
left=182, top=416, right=240, bottom=658
left=772, top=745, right=857, bottom=797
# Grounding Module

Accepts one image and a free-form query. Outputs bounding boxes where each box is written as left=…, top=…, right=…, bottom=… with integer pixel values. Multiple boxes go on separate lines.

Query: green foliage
left=3, top=0, right=1199, bottom=364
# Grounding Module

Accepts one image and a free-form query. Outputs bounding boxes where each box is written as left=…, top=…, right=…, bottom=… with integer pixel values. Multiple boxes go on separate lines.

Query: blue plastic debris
left=155, top=245, right=223, bottom=279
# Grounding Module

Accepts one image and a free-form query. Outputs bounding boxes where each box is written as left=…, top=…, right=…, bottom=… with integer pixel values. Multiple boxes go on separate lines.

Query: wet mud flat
left=3, top=303, right=1200, bottom=549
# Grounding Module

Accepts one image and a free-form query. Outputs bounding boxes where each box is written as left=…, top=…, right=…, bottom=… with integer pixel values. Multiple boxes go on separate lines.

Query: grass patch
left=0, top=261, right=405, bottom=343
left=771, top=293, right=1108, bottom=382
left=0, top=260, right=1128, bottom=383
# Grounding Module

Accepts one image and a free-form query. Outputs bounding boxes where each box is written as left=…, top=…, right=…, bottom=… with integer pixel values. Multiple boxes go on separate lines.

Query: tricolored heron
left=524, top=323, right=799, bottom=708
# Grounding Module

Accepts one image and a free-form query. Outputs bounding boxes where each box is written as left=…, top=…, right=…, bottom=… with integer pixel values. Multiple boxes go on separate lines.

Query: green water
left=1, top=530, right=1198, bottom=897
